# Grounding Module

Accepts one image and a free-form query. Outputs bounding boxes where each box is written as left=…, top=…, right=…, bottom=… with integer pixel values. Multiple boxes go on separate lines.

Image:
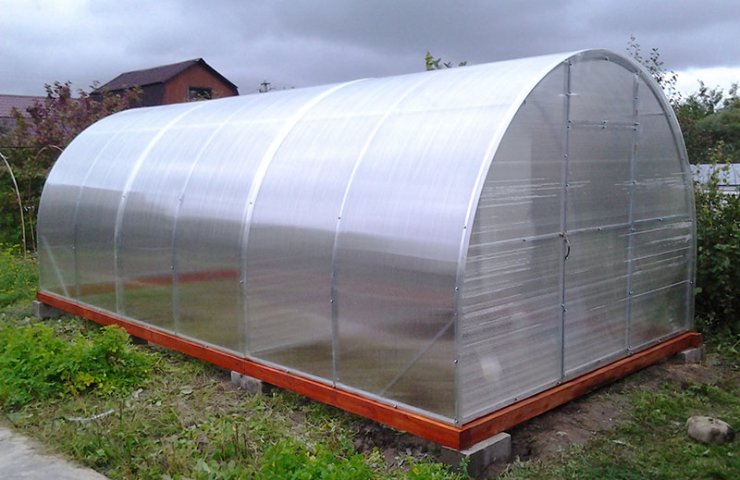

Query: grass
left=0, top=248, right=737, bottom=479
left=500, top=374, right=739, bottom=479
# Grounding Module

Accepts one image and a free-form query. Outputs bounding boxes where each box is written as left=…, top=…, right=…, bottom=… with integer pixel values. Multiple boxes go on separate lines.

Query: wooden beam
left=36, top=290, right=701, bottom=451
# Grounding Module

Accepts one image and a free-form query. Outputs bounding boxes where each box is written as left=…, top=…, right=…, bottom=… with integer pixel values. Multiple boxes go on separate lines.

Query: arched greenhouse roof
left=38, top=49, right=694, bottom=428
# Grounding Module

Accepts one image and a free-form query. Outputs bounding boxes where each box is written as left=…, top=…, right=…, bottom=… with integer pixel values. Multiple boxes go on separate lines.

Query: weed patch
left=0, top=322, right=152, bottom=408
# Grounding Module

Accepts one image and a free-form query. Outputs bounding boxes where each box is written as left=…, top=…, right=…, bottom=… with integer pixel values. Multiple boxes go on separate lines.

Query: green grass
left=0, top=248, right=737, bottom=479
left=500, top=362, right=739, bottom=480
left=0, top=320, right=152, bottom=408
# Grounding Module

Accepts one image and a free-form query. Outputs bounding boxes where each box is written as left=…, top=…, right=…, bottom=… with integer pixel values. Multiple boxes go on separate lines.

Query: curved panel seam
left=112, top=103, right=209, bottom=315
left=238, top=80, right=365, bottom=355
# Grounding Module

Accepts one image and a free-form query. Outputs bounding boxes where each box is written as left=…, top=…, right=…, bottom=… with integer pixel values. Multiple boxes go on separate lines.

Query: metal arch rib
left=112, top=102, right=209, bottom=315
left=238, top=80, right=365, bottom=355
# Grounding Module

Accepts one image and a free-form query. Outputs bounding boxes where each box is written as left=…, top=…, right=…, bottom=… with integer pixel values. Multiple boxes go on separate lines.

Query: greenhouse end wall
left=37, top=49, right=695, bottom=429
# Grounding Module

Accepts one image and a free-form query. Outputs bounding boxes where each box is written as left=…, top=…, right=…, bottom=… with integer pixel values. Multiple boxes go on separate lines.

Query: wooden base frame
left=37, top=290, right=702, bottom=451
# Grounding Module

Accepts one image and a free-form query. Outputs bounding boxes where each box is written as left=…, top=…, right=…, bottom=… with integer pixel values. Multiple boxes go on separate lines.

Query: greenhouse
left=36, top=49, right=699, bottom=449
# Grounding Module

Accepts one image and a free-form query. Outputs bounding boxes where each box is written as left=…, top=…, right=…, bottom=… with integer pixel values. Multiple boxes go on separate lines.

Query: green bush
left=0, top=323, right=152, bottom=408
left=693, top=156, right=740, bottom=336
left=0, top=244, right=37, bottom=307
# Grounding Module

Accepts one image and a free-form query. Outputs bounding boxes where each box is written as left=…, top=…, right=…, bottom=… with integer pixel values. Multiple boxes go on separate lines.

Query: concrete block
left=32, top=300, right=64, bottom=319
left=677, top=345, right=705, bottom=364
left=440, top=432, right=512, bottom=477
left=230, top=371, right=274, bottom=395
left=129, top=335, right=149, bottom=345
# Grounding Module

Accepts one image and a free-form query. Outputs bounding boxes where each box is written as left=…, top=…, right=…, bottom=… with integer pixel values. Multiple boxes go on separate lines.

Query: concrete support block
left=32, top=300, right=64, bottom=319
left=677, top=345, right=705, bottom=364
left=230, top=371, right=274, bottom=395
left=440, top=432, right=512, bottom=477
left=129, top=335, right=149, bottom=345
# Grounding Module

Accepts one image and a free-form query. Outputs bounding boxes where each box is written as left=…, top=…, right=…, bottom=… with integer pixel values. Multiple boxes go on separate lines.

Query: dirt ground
left=346, top=352, right=736, bottom=478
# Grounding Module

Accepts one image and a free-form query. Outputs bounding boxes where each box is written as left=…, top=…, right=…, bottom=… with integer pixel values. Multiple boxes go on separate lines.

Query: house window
left=188, top=87, right=212, bottom=101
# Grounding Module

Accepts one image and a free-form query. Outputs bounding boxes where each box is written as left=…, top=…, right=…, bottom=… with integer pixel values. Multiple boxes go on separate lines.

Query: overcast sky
left=1, top=0, right=739, bottom=98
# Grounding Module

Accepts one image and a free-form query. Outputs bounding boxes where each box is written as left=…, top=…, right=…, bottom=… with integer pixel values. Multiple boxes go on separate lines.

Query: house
left=96, top=58, right=238, bottom=107
left=0, top=94, right=44, bottom=133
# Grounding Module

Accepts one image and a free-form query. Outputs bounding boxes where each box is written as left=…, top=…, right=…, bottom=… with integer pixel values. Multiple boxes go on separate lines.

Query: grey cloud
left=1, top=0, right=738, bottom=96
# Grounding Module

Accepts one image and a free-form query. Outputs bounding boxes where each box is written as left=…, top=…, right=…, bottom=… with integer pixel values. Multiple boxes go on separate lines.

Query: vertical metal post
left=625, top=72, right=640, bottom=352
left=558, top=60, right=573, bottom=381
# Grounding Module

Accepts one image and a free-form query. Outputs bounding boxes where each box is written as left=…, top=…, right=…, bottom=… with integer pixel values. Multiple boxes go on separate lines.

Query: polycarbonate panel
left=564, top=228, right=629, bottom=376
left=460, top=237, right=562, bottom=420
left=630, top=283, right=689, bottom=348
left=470, top=65, right=566, bottom=243
left=38, top=112, right=139, bottom=296
left=459, top=65, right=566, bottom=421
left=176, top=86, right=339, bottom=353
left=634, top=80, right=690, bottom=220
left=630, top=217, right=692, bottom=346
left=119, top=103, right=213, bottom=328
left=569, top=57, right=635, bottom=123
left=245, top=76, right=426, bottom=378
left=335, top=56, right=568, bottom=419
left=566, top=122, right=633, bottom=231
left=75, top=107, right=188, bottom=311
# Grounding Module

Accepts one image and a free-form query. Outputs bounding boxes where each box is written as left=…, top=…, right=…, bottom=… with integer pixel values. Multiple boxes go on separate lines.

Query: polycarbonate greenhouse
left=37, top=49, right=699, bottom=446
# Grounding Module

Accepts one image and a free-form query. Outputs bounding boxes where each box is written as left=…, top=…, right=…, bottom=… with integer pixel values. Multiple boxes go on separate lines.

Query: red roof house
left=97, top=58, right=239, bottom=106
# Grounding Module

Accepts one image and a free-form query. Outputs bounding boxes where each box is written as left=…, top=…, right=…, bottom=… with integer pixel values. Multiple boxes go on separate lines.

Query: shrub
left=693, top=153, right=740, bottom=336
left=0, top=323, right=152, bottom=408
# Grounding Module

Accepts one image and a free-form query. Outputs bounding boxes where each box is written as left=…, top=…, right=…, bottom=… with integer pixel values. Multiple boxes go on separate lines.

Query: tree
left=627, top=36, right=739, bottom=164
left=0, top=82, right=140, bottom=251
left=424, top=51, right=466, bottom=71
left=626, top=35, right=681, bottom=106
left=680, top=84, right=740, bottom=164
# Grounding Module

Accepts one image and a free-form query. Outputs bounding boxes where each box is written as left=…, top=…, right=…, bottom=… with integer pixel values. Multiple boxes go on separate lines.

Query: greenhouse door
left=560, top=59, right=636, bottom=378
